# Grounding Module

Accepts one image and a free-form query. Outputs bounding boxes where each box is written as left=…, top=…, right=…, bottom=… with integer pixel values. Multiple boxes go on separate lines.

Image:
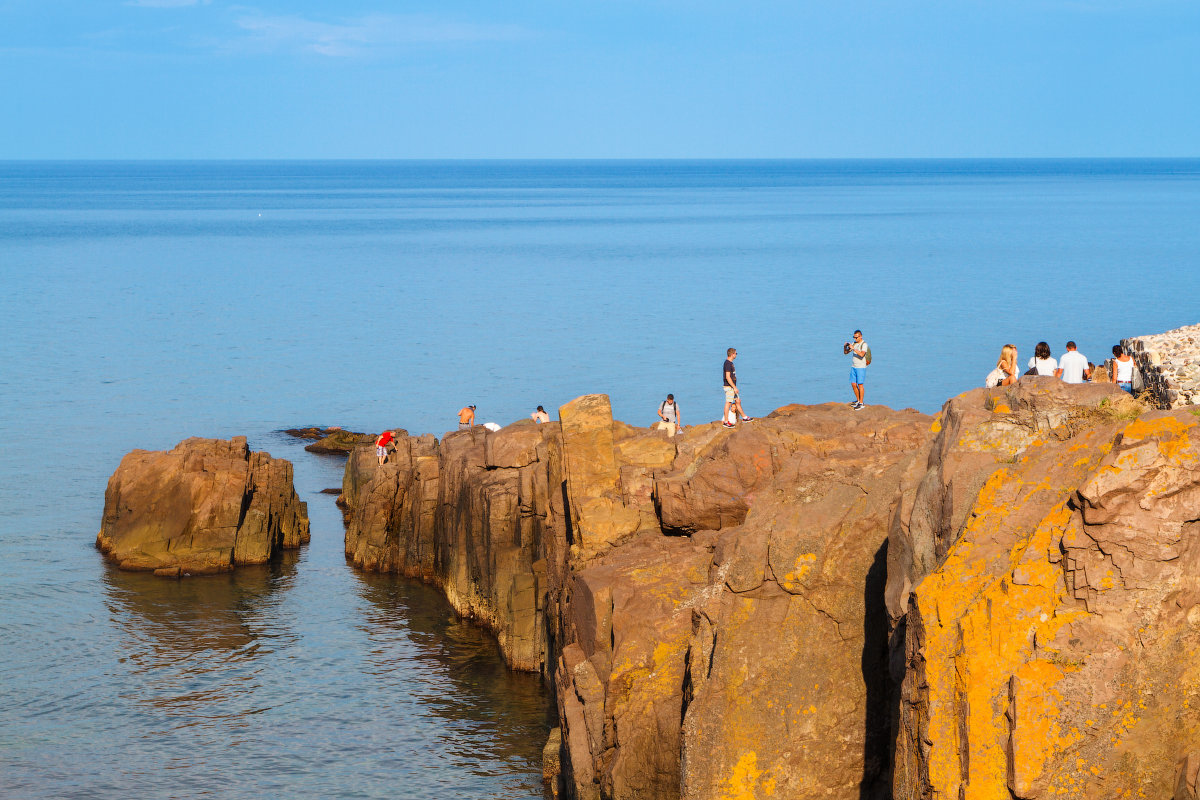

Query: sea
left=1, top=159, right=1199, bottom=799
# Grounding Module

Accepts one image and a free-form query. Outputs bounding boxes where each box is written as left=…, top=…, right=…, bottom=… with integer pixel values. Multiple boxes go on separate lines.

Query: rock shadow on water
left=101, top=550, right=301, bottom=714
left=352, top=571, right=554, bottom=778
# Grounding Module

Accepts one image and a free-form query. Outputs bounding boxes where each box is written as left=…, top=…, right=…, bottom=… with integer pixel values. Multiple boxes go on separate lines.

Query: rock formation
left=1124, top=322, right=1200, bottom=408
left=340, top=380, right=1200, bottom=800
left=97, top=437, right=309, bottom=577
left=888, top=379, right=1200, bottom=800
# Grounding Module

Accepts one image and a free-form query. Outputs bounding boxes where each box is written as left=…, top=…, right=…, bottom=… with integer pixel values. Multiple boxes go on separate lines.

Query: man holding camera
left=845, top=330, right=869, bottom=410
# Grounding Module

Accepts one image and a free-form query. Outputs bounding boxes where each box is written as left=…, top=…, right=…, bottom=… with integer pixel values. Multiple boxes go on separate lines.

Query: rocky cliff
left=340, top=383, right=1200, bottom=800
left=889, top=380, right=1200, bottom=800
left=98, top=437, right=309, bottom=577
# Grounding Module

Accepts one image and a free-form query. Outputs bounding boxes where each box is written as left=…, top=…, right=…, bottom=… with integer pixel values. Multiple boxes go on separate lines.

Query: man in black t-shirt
left=722, top=348, right=752, bottom=427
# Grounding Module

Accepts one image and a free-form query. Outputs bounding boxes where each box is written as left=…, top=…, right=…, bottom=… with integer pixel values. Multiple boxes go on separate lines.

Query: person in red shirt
left=375, top=430, right=396, bottom=465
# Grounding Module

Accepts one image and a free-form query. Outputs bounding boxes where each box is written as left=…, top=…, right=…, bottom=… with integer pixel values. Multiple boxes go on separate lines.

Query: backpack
left=865, top=346, right=872, bottom=366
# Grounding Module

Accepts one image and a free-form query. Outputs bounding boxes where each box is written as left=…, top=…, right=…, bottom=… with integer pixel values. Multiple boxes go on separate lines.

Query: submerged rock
left=97, top=437, right=309, bottom=576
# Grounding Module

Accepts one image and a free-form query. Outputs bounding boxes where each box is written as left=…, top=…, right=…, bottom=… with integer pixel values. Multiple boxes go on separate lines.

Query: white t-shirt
left=851, top=342, right=869, bottom=368
left=1027, top=356, right=1058, bottom=376
left=1114, top=357, right=1135, bottom=382
left=1058, top=350, right=1089, bottom=383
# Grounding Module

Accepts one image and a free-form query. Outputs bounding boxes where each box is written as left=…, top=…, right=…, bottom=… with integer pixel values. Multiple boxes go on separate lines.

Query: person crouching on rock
left=531, top=405, right=550, bottom=423
left=458, top=405, right=476, bottom=430
left=375, top=430, right=397, bottom=466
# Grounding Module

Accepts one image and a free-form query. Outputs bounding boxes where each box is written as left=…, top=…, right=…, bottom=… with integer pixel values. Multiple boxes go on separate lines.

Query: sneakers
left=852, top=401, right=865, bottom=410
left=741, top=416, right=754, bottom=422
left=722, top=421, right=735, bottom=428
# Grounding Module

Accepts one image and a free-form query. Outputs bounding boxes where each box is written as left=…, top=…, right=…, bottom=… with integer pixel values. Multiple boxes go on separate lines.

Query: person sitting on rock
left=458, top=405, right=476, bottom=430
left=1026, top=341, right=1058, bottom=376
left=375, top=430, right=396, bottom=466
left=531, top=405, right=550, bottom=423
left=1111, top=345, right=1135, bottom=393
left=1055, top=342, right=1091, bottom=383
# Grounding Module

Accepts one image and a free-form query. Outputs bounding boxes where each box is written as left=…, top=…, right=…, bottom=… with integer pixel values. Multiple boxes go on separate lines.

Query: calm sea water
left=2, top=159, right=1199, bottom=798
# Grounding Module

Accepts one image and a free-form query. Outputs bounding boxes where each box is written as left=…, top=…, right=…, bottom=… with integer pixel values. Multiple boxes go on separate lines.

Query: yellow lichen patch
left=721, top=751, right=777, bottom=800
left=993, top=403, right=1012, bottom=414
left=913, top=473, right=1089, bottom=800
left=931, top=416, right=943, bottom=434
left=778, top=552, right=816, bottom=590
left=1121, top=415, right=1195, bottom=462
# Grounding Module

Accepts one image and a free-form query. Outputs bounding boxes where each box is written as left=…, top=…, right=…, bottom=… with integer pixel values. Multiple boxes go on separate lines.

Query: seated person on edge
left=1111, top=345, right=1135, bottom=393
left=1055, top=341, right=1090, bottom=383
left=1026, top=341, right=1057, bottom=376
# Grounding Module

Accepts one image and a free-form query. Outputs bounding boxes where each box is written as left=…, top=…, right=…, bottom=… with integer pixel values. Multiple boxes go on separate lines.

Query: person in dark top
left=722, top=348, right=752, bottom=427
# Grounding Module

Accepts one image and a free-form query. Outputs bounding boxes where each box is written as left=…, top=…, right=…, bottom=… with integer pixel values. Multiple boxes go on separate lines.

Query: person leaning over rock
left=1055, top=341, right=1091, bottom=383
left=722, top=348, right=752, bottom=427
left=458, top=404, right=476, bottom=430
left=844, top=329, right=869, bottom=409
left=531, top=405, right=550, bottom=423
left=375, top=430, right=396, bottom=466
left=657, top=393, right=681, bottom=436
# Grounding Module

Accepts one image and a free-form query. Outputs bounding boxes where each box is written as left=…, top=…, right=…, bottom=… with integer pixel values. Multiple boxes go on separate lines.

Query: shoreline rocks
left=97, top=437, right=309, bottom=577
left=1124, top=322, right=1200, bottom=408
left=339, top=378, right=1200, bottom=800
left=283, top=425, right=407, bottom=455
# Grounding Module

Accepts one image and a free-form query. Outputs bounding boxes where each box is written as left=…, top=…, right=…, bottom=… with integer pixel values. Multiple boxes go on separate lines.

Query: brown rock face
left=341, top=382, right=1200, bottom=800
left=888, top=380, right=1200, bottom=800
left=344, top=423, right=555, bottom=672
left=97, top=437, right=309, bottom=576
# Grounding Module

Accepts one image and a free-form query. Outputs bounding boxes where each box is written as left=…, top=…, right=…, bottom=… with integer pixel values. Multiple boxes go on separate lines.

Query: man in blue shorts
left=845, top=330, right=869, bottom=409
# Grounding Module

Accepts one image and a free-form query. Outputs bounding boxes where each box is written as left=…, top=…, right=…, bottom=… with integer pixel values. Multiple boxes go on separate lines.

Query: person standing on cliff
left=657, top=393, right=681, bottom=436
left=723, top=349, right=752, bottom=427
left=1054, top=342, right=1091, bottom=383
left=845, top=329, right=869, bottom=409
left=458, top=405, right=476, bottom=430
left=375, top=430, right=397, bottom=466
left=531, top=405, right=550, bottom=423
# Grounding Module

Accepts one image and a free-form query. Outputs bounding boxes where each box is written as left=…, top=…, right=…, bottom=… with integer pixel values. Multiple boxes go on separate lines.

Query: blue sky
left=1, top=0, right=1197, bottom=158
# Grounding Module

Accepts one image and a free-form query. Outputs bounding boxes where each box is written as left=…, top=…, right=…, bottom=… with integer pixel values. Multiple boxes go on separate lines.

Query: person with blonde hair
left=986, top=344, right=1019, bottom=387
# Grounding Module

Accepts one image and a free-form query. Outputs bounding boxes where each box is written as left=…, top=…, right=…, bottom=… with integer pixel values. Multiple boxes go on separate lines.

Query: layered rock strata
left=97, top=437, right=309, bottom=576
left=341, top=381, right=1200, bottom=800
left=1124, top=322, right=1200, bottom=408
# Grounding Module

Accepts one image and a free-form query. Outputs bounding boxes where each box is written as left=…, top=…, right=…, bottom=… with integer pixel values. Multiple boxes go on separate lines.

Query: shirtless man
left=458, top=405, right=476, bottom=430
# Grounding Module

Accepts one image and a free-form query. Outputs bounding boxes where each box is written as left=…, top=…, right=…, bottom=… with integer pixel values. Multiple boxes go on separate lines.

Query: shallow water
left=2, top=159, right=1199, bottom=797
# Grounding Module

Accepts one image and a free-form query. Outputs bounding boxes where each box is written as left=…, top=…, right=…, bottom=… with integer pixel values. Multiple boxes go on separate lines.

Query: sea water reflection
left=57, top=542, right=551, bottom=800
left=353, top=573, right=552, bottom=789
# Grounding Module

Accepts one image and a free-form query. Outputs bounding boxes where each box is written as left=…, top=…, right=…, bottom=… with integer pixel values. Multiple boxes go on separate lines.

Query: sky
left=1, top=0, right=1198, bottom=158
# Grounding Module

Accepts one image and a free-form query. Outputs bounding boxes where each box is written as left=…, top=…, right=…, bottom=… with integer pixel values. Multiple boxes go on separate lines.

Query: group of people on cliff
left=986, top=341, right=1137, bottom=393
left=373, top=330, right=1141, bottom=466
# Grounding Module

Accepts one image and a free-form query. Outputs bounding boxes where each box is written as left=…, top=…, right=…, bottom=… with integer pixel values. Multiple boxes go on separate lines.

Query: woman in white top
left=1026, top=341, right=1058, bottom=376
left=987, top=344, right=1019, bottom=387
left=1111, top=345, right=1135, bottom=393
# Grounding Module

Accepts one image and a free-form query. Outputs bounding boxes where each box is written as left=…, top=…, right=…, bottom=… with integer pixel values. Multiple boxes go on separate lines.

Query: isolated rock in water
left=97, top=437, right=309, bottom=576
